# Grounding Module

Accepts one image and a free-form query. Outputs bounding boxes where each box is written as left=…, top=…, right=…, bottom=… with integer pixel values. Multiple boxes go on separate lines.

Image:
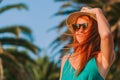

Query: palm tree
left=32, top=56, right=60, bottom=80
left=0, top=26, right=40, bottom=80
left=2, top=48, right=38, bottom=80
left=51, top=0, right=120, bottom=80
left=0, top=2, right=40, bottom=80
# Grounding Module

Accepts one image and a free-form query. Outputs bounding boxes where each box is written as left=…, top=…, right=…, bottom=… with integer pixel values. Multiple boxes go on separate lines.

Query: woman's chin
left=77, top=40, right=84, bottom=44
left=76, top=37, right=85, bottom=43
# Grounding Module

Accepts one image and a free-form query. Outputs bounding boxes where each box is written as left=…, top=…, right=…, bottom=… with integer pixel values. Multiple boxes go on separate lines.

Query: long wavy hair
left=69, top=15, right=101, bottom=76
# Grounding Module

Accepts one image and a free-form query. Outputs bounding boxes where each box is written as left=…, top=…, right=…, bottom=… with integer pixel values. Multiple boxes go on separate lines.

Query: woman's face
left=74, top=16, right=92, bottom=43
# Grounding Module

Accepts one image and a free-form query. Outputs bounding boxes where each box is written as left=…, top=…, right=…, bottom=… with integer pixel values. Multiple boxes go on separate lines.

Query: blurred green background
left=0, top=0, right=120, bottom=80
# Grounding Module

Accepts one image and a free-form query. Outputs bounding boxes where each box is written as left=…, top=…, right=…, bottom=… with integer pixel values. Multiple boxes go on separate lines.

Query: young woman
left=59, top=7, right=116, bottom=80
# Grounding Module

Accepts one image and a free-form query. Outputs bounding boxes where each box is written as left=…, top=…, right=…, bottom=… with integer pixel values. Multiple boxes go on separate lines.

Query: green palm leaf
left=35, top=56, right=60, bottom=80
left=0, top=1, right=40, bottom=80
left=60, top=2, right=73, bottom=8
left=0, top=52, right=22, bottom=69
left=54, top=10, right=77, bottom=15
left=0, top=3, right=28, bottom=14
left=5, top=48, right=36, bottom=64
left=0, top=25, right=32, bottom=38
left=1, top=48, right=38, bottom=80
left=0, top=37, right=40, bottom=53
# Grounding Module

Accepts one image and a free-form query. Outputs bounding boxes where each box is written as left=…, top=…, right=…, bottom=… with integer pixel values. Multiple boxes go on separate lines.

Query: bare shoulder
left=59, top=54, right=71, bottom=80
left=61, top=54, right=71, bottom=65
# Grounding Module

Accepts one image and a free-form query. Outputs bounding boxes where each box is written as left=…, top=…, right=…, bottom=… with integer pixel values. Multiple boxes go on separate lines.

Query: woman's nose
left=78, top=26, right=84, bottom=33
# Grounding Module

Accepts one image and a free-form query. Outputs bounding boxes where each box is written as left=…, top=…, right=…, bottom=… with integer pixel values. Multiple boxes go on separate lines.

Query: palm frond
left=60, top=2, right=72, bottom=9
left=35, top=56, right=60, bottom=80
left=109, top=2, right=120, bottom=17
left=54, top=10, right=77, bottom=16
left=0, top=25, right=32, bottom=38
left=5, top=48, right=36, bottom=64
left=57, top=19, right=66, bottom=30
left=0, top=37, right=40, bottom=53
left=0, top=3, right=28, bottom=14
left=48, top=34, right=71, bottom=56
left=46, top=26, right=58, bottom=32
left=3, top=59, right=33, bottom=80
left=1, top=48, right=37, bottom=80
left=0, top=52, right=22, bottom=69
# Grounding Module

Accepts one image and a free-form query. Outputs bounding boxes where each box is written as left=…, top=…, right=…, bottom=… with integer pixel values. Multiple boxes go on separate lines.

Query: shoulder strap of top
left=59, top=54, right=71, bottom=80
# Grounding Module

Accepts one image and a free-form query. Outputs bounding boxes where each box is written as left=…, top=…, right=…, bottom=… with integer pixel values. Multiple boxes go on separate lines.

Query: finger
left=81, top=7, right=89, bottom=10
left=82, top=6, right=92, bottom=10
left=85, top=6, right=92, bottom=9
left=80, top=9, right=94, bottom=14
left=80, top=9, right=87, bottom=12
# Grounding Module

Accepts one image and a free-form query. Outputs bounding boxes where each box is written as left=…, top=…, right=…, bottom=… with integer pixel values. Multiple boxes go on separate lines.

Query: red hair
left=69, top=15, right=100, bottom=76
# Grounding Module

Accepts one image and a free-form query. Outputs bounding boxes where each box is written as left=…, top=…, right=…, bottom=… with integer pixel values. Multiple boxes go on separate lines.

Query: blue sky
left=0, top=0, right=65, bottom=58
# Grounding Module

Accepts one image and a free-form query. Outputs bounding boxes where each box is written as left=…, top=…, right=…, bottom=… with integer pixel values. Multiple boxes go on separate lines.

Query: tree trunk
left=0, top=42, right=4, bottom=80
left=0, top=58, right=4, bottom=80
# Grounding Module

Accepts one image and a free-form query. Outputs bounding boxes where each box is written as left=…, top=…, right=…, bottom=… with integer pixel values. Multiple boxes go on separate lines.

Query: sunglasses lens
left=82, top=23, right=88, bottom=29
left=72, top=23, right=88, bottom=31
left=72, top=24, right=76, bottom=30
left=72, top=24, right=80, bottom=30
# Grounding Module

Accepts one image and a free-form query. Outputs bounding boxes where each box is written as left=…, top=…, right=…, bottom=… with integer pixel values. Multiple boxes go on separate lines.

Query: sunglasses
left=72, top=23, right=88, bottom=31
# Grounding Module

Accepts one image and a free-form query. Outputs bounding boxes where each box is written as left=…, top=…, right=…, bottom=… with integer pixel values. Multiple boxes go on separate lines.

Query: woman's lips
left=76, top=33, right=84, bottom=35
left=76, top=34, right=84, bottom=37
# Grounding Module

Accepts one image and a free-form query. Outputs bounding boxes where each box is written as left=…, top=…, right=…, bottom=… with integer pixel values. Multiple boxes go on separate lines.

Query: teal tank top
left=61, top=57, right=104, bottom=80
